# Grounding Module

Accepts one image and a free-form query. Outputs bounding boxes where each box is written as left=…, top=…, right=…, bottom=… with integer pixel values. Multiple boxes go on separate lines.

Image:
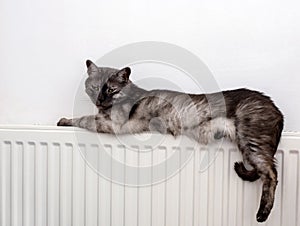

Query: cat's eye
left=92, top=86, right=99, bottom=91
left=107, top=88, right=114, bottom=94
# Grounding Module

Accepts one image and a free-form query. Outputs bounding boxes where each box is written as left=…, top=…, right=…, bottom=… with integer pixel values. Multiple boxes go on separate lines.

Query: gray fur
left=58, top=60, right=284, bottom=222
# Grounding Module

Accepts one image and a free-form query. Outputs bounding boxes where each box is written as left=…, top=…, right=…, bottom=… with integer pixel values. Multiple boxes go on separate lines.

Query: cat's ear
left=86, top=60, right=98, bottom=76
left=117, top=67, right=131, bottom=83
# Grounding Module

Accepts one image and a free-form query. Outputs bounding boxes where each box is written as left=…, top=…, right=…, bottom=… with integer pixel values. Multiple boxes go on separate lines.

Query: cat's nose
left=96, top=100, right=101, bottom=106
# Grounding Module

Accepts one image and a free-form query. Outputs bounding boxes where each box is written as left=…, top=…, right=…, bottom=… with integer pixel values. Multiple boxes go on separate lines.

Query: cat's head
left=84, top=60, right=131, bottom=110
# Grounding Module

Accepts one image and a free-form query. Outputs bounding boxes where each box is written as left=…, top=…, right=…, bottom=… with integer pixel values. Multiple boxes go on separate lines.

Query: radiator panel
left=0, top=126, right=299, bottom=226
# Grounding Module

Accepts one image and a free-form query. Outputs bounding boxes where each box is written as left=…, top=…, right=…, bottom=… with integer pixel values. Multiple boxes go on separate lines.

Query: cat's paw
left=256, top=207, right=271, bottom=222
left=57, top=118, right=72, bottom=126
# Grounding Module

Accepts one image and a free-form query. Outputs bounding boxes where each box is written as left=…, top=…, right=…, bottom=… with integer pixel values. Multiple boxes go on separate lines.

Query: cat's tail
left=234, top=161, right=260, bottom=182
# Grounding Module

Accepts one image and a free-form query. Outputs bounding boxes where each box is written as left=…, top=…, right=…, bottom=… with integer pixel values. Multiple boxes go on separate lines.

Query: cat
left=58, top=60, right=284, bottom=222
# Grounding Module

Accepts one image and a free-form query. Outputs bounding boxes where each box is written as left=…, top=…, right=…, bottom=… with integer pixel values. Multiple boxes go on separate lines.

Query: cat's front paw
left=57, top=118, right=72, bottom=126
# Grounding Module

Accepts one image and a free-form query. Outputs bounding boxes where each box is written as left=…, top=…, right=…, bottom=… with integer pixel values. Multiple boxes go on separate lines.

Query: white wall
left=0, top=0, right=299, bottom=131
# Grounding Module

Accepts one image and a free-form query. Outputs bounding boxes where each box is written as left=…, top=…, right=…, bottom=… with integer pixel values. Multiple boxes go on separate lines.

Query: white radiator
left=0, top=126, right=299, bottom=226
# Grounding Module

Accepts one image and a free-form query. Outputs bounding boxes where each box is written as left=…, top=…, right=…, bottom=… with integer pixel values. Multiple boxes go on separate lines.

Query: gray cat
left=58, top=60, right=284, bottom=222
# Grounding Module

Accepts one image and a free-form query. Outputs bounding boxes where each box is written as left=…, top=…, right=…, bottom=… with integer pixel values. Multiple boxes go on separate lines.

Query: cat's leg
left=235, top=136, right=277, bottom=222
left=251, top=156, right=278, bottom=222
left=57, top=115, right=114, bottom=133
left=241, top=144, right=278, bottom=222
left=57, top=115, right=149, bottom=134
left=234, top=138, right=260, bottom=182
left=118, top=119, right=150, bottom=134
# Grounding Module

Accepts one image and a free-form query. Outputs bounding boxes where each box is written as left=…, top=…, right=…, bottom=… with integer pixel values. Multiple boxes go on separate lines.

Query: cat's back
left=222, top=88, right=282, bottom=118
